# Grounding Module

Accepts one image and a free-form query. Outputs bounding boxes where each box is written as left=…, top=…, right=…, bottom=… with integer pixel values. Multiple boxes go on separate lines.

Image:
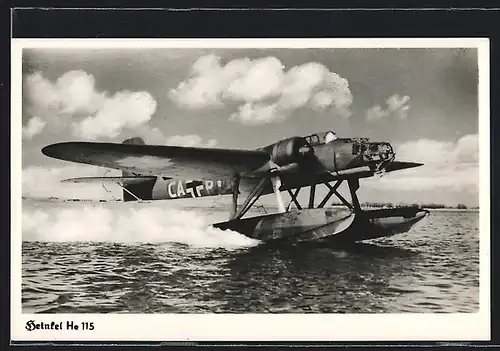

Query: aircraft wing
left=384, top=161, right=423, bottom=172
left=42, top=142, right=271, bottom=180
left=276, top=160, right=424, bottom=191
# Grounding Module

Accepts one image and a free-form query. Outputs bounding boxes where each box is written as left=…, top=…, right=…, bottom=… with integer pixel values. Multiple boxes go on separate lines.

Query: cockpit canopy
left=303, top=130, right=395, bottom=161
left=304, top=131, right=339, bottom=146
left=304, top=131, right=369, bottom=146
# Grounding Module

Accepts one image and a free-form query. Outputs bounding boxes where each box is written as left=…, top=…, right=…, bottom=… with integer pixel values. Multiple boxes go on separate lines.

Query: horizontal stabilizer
left=61, top=176, right=159, bottom=186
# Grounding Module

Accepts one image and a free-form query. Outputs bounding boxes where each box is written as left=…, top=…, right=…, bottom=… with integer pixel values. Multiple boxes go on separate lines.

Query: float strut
left=348, top=178, right=361, bottom=212
left=318, top=180, right=343, bottom=208
left=329, top=182, right=353, bottom=210
left=233, top=177, right=268, bottom=220
left=309, top=184, right=316, bottom=208
left=230, top=174, right=240, bottom=220
left=286, top=187, right=302, bottom=210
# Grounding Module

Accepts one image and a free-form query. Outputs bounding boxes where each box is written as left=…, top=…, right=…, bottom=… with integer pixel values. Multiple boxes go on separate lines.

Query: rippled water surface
left=21, top=200, right=479, bottom=313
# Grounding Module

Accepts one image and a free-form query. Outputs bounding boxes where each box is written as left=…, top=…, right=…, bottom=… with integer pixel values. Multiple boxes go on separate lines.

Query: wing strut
left=308, top=184, right=316, bottom=208
left=231, top=177, right=269, bottom=220
left=347, top=178, right=361, bottom=212
left=230, top=174, right=240, bottom=220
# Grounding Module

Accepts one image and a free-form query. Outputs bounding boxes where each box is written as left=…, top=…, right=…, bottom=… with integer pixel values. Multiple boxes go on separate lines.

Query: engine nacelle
left=268, top=137, right=315, bottom=168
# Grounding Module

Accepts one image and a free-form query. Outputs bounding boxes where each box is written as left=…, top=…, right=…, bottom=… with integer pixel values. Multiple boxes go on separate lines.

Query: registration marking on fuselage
left=165, top=179, right=231, bottom=199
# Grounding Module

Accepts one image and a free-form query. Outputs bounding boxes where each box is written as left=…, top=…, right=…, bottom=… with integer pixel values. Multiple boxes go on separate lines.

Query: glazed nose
left=365, top=142, right=395, bottom=162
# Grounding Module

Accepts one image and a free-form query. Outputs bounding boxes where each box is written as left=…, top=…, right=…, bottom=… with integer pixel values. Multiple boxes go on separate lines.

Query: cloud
left=25, top=70, right=104, bottom=115
left=165, top=134, right=218, bottom=148
left=363, top=134, right=479, bottom=194
left=224, top=57, right=285, bottom=102
left=22, top=116, right=46, bottom=140
left=131, top=124, right=218, bottom=148
left=229, top=102, right=285, bottom=125
left=169, top=54, right=353, bottom=125
left=386, top=94, right=410, bottom=116
left=72, top=91, right=157, bottom=139
left=366, top=94, right=410, bottom=122
left=24, top=70, right=157, bottom=140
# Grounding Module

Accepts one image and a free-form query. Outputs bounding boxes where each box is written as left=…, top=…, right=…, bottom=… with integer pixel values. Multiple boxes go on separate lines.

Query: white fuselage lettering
left=163, top=179, right=230, bottom=199
left=177, top=181, right=186, bottom=197
left=168, top=181, right=177, bottom=198
left=195, top=184, right=203, bottom=197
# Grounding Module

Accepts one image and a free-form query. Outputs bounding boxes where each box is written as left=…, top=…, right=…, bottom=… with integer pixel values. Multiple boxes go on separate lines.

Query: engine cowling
left=269, top=137, right=315, bottom=168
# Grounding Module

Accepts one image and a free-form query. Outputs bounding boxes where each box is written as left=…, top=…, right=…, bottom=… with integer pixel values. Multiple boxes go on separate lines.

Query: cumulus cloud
left=25, top=70, right=104, bottom=116
left=363, top=134, right=479, bottom=194
left=72, top=91, right=157, bottom=139
left=131, top=124, right=218, bottom=148
left=169, top=54, right=353, bottom=125
left=366, top=94, right=410, bottom=122
left=229, top=102, right=286, bottom=125
left=166, top=134, right=218, bottom=148
left=24, top=70, right=157, bottom=140
left=22, top=116, right=46, bottom=140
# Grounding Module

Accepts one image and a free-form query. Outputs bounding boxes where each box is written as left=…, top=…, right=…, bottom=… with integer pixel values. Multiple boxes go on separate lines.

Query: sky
left=20, top=46, right=481, bottom=207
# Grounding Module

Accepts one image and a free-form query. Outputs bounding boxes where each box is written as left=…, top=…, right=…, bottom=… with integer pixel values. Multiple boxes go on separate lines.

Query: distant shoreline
left=22, top=197, right=121, bottom=203
left=21, top=197, right=479, bottom=211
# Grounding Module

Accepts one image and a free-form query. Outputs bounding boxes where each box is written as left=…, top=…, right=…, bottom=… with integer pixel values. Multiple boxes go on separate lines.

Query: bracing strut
left=230, top=176, right=269, bottom=220
left=285, top=178, right=363, bottom=212
left=230, top=174, right=364, bottom=221
left=286, top=188, right=302, bottom=210
left=230, top=174, right=240, bottom=220
left=116, top=182, right=143, bottom=202
left=317, top=180, right=344, bottom=208
left=347, top=178, right=361, bottom=212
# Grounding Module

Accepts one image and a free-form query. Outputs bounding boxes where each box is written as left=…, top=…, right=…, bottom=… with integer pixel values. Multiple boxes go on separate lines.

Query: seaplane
left=41, top=130, right=429, bottom=244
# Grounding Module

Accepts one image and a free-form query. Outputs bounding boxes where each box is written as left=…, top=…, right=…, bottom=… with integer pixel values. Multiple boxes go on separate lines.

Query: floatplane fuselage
left=42, top=130, right=429, bottom=245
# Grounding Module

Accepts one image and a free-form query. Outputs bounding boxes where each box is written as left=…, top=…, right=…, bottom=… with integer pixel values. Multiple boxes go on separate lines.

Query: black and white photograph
left=12, top=38, right=490, bottom=341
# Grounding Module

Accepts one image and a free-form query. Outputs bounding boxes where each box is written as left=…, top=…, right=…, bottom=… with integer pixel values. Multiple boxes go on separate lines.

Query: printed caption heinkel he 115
left=42, top=130, right=429, bottom=244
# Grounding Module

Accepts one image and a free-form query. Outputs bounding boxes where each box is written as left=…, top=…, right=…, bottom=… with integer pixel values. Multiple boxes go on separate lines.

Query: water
left=21, top=199, right=479, bottom=314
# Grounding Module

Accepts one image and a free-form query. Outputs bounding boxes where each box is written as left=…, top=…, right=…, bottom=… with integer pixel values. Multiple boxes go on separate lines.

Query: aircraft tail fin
left=121, top=137, right=156, bottom=201
left=121, top=137, right=145, bottom=178
left=122, top=136, right=145, bottom=145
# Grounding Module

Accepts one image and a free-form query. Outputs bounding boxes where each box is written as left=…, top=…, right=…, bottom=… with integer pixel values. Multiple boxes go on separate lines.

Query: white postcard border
left=11, top=38, right=491, bottom=342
